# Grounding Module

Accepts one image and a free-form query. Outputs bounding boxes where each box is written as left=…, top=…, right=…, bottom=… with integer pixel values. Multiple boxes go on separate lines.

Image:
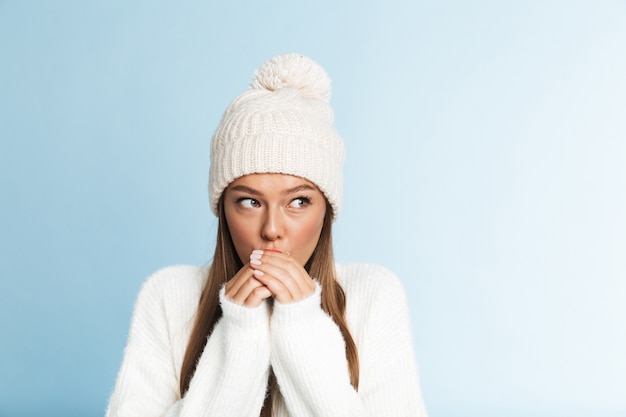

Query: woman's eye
left=289, top=197, right=310, bottom=208
left=238, top=198, right=260, bottom=208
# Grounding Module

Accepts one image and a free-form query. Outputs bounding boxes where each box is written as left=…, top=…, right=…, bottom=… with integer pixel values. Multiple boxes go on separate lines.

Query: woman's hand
left=224, top=264, right=273, bottom=307
left=248, top=249, right=316, bottom=303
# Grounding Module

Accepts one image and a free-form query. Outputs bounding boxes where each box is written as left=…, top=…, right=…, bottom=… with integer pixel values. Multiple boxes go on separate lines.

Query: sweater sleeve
left=178, top=287, right=271, bottom=416
left=269, top=268, right=429, bottom=417
left=105, top=272, right=181, bottom=417
left=106, top=271, right=271, bottom=417
left=269, top=283, right=366, bottom=417
left=355, top=267, right=429, bottom=417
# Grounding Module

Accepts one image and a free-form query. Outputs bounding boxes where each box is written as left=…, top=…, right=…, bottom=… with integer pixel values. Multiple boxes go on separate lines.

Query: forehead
left=227, top=173, right=322, bottom=194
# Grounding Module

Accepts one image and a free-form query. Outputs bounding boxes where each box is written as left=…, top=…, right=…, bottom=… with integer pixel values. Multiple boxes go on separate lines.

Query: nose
left=261, top=206, right=283, bottom=242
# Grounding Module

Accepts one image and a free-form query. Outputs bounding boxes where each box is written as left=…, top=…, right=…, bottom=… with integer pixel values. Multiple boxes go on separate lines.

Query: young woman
left=106, top=53, right=428, bottom=417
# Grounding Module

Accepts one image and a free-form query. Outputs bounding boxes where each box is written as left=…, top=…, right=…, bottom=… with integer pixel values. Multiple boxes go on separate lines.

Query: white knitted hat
left=209, top=53, right=345, bottom=219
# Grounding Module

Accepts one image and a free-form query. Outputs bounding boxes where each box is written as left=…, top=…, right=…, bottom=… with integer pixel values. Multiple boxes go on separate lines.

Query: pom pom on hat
left=250, top=53, right=332, bottom=101
left=209, top=53, right=345, bottom=219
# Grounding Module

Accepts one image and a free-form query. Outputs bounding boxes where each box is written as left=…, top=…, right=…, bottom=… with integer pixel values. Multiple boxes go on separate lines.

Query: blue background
left=1, top=1, right=625, bottom=416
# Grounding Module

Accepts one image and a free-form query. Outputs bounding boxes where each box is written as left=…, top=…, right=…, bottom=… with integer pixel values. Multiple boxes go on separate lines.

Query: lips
left=264, top=248, right=283, bottom=253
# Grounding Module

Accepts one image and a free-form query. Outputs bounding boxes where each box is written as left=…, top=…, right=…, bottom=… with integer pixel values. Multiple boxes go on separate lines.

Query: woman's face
left=223, top=173, right=327, bottom=266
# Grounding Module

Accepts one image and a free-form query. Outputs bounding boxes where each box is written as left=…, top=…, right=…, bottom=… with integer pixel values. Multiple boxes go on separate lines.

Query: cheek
left=225, top=213, right=254, bottom=259
left=296, top=213, right=325, bottom=249
left=228, top=222, right=247, bottom=245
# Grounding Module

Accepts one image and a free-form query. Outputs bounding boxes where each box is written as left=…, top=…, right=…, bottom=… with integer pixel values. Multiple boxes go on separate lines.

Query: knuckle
left=251, top=286, right=265, bottom=297
left=274, top=286, right=289, bottom=299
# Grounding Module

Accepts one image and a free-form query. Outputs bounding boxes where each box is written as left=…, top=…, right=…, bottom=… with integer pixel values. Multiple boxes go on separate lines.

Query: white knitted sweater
left=105, top=263, right=428, bottom=417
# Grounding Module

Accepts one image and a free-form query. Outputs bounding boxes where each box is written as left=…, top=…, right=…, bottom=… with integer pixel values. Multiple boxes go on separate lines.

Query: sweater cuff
left=272, top=281, right=323, bottom=326
left=219, top=285, right=270, bottom=328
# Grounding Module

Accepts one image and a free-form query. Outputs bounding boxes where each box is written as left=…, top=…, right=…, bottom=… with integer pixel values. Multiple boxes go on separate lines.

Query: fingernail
left=253, top=269, right=264, bottom=276
left=252, top=249, right=264, bottom=255
left=250, top=252, right=262, bottom=260
left=250, top=258, right=262, bottom=265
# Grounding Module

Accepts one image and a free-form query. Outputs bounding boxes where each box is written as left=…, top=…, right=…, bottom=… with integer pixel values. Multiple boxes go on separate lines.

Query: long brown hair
left=179, top=197, right=359, bottom=415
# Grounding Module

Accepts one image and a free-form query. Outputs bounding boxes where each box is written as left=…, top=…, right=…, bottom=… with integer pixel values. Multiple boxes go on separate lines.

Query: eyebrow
left=229, top=183, right=317, bottom=196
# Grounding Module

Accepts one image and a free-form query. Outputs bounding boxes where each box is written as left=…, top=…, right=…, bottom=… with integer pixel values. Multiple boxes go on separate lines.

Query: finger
left=224, top=264, right=268, bottom=304
left=252, top=270, right=297, bottom=303
left=250, top=251, right=301, bottom=296
left=224, top=264, right=255, bottom=295
left=243, top=285, right=273, bottom=307
left=251, top=251, right=314, bottom=297
left=227, top=276, right=267, bottom=305
left=251, top=258, right=314, bottom=303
